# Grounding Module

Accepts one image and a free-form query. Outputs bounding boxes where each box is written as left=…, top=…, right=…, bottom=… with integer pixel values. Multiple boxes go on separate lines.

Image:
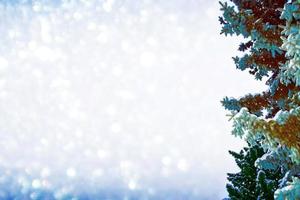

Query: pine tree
left=219, top=0, right=300, bottom=198
left=226, top=142, right=283, bottom=200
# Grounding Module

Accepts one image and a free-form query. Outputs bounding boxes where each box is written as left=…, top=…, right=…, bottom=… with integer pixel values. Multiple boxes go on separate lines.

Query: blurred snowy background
left=0, top=0, right=267, bottom=199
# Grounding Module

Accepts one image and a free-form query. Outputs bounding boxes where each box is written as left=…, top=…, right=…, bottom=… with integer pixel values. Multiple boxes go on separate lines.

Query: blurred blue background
left=0, top=0, right=266, bottom=199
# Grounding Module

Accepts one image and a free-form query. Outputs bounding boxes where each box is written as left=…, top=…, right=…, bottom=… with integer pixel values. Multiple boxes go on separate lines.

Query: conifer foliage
left=220, top=0, right=300, bottom=199
left=226, top=142, right=283, bottom=200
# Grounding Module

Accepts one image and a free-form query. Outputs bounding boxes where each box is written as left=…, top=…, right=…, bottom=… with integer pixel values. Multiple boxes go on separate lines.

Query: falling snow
left=0, top=0, right=267, bottom=199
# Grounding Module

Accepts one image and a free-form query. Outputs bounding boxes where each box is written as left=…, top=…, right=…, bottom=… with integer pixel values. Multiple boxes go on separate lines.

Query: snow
left=0, top=0, right=267, bottom=199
